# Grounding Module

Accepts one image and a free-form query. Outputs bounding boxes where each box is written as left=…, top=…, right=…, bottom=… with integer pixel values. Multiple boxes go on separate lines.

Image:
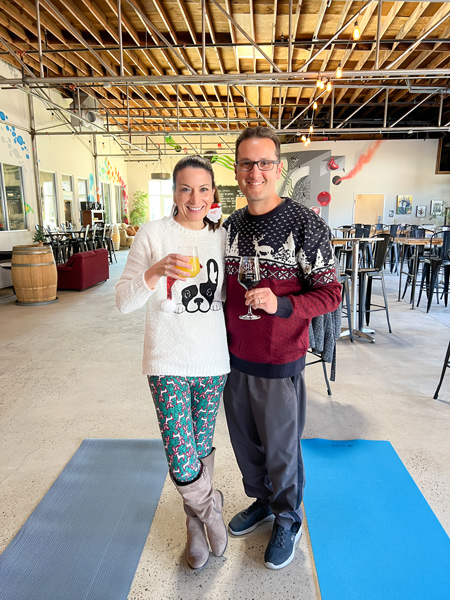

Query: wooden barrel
left=12, top=245, right=58, bottom=305
left=112, top=224, right=120, bottom=250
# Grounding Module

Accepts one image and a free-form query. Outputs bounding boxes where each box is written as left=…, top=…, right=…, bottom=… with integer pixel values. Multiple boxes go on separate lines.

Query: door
left=354, top=194, right=385, bottom=226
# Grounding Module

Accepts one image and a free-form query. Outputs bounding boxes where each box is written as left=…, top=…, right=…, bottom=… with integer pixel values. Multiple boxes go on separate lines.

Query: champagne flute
left=177, top=246, right=200, bottom=277
left=238, top=256, right=261, bottom=320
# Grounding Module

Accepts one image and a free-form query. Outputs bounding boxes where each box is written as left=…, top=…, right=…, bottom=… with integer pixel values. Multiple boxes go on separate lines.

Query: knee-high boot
left=174, top=464, right=228, bottom=561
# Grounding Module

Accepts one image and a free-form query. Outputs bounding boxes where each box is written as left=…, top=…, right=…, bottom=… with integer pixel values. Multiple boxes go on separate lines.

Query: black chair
left=349, top=233, right=392, bottom=333
left=104, top=224, right=117, bottom=264
left=416, top=231, right=450, bottom=312
left=86, top=223, right=97, bottom=251
left=434, top=340, right=450, bottom=399
left=46, top=226, right=69, bottom=264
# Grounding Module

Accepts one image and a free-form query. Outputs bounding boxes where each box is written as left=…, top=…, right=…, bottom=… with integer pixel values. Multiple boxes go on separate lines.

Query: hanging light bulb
left=313, top=101, right=318, bottom=110
left=352, top=21, right=361, bottom=41
left=326, top=81, right=332, bottom=92
left=309, top=124, right=314, bottom=133
left=336, top=65, right=343, bottom=79
left=316, top=78, right=322, bottom=88
left=319, top=79, right=325, bottom=89
left=301, top=135, right=307, bottom=142
left=306, top=137, right=311, bottom=146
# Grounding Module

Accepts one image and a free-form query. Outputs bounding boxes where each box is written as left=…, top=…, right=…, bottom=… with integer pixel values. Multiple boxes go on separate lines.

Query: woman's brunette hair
left=172, top=155, right=220, bottom=231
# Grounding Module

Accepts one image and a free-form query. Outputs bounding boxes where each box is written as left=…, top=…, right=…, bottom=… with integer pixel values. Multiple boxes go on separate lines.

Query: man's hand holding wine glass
left=245, top=286, right=278, bottom=314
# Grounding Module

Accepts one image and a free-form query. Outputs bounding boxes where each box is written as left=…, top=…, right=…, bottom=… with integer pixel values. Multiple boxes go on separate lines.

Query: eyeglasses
left=235, top=160, right=280, bottom=172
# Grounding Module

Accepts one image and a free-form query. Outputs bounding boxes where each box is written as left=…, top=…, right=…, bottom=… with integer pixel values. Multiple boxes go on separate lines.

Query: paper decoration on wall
left=332, top=140, right=382, bottom=185
left=209, top=154, right=235, bottom=170
left=317, top=191, right=331, bottom=206
left=165, top=135, right=182, bottom=152
left=0, top=109, right=30, bottom=160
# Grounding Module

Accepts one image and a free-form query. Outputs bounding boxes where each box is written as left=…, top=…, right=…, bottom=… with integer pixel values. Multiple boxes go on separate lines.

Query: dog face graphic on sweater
left=162, top=259, right=222, bottom=314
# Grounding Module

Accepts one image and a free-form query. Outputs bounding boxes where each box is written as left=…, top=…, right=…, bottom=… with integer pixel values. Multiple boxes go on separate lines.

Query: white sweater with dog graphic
left=116, top=217, right=230, bottom=377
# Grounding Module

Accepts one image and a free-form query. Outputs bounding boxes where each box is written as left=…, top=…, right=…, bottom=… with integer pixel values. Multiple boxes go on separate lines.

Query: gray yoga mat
left=0, top=438, right=168, bottom=600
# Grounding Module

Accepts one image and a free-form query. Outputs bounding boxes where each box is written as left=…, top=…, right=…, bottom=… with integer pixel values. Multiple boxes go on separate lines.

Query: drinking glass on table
left=177, top=246, right=200, bottom=278
left=238, top=256, right=261, bottom=320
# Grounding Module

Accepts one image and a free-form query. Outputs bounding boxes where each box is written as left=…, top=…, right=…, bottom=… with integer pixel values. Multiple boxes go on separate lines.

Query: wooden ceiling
left=1, top=1, right=450, bottom=151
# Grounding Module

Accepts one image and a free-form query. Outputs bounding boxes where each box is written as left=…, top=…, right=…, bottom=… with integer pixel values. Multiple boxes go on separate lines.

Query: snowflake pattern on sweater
left=223, top=198, right=341, bottom=378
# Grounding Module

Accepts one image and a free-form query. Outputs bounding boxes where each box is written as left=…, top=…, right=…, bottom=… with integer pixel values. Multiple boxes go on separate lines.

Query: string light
left=336, top=65, right=343, bottom=79
left=301, top=135, right=307, bottom=142
left=316, top=78, right=325, bottom=89
left=309, top=124, right=314, bottom=133
left=313, top=101, right=318, bottom=110
left=326, top=81, right=332, bottom=92
left=352, top=21, right=361, bottom=40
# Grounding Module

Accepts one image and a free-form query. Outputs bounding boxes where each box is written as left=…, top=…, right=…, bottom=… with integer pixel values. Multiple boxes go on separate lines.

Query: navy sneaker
left=228, top=499, right=273, bottom=536
left=264, top=521, right=302, bottom=570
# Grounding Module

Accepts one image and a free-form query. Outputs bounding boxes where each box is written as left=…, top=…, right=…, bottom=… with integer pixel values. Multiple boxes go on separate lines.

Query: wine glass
left=238, top=256, right=261, bottom=320
left=177, top=246, right=200, bottom=277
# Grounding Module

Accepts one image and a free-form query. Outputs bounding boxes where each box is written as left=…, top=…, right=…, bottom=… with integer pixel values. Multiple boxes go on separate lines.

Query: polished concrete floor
left=1, top=250, right=449, bottom=600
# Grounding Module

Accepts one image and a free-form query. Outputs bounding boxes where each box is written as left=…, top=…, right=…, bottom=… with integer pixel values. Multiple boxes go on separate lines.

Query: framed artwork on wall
left=396, top=195, right=412, bottom=215
left=445, top=207, right=450, bottom=227
left=430, top=199, right=444, bottom=217
left=416, top=205, right=426, bottom=217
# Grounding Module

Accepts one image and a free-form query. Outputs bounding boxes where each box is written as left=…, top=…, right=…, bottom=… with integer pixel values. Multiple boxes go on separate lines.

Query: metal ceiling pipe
left=35, top=0, right=44, bottom=79
left=298, top=0, right=376, bottom=72
left=337, top=89, right=384, bottom=129
left=389, top=92, right=437, bottom=127
left=232, top=85, right=275, bottom=129
left=375, top=0, right=382, bottom=70
left=4, top=68, right=450, bottom=88
left=209, top=0, right=281, bottom=73
left=125, top=0, right=196, bottom=75
left=118, top=0, right=124, bottom=77
left=41, top=0, right=117, bottom=77
left=387, top=9, right=450, bottom=70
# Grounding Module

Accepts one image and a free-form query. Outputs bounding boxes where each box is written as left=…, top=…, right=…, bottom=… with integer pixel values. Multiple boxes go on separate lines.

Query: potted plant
left=33, top=225, right=47, bottom=246
left=129, top=191, right=149, bottom=225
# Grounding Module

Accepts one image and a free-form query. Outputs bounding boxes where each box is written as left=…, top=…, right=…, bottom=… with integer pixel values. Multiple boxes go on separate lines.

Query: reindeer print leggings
left=147, top=375, right=227, bottom=483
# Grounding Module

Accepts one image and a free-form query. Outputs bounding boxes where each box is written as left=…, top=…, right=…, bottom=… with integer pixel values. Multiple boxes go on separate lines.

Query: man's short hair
left=235, top=126, right=281, bottom=162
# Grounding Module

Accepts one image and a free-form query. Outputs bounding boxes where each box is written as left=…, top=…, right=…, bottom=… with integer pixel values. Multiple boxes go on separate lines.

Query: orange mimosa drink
left=177, top=246, right=200, bottom=277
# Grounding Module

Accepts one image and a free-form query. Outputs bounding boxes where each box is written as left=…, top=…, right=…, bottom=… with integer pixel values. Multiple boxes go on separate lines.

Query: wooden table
left=396, top=237, right=443, bottom=308
left=333, top=237, right=382, bottom=342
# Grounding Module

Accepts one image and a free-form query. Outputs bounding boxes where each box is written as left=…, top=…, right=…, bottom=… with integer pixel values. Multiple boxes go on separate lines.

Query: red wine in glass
left=238, top=256, right=261, bottom=320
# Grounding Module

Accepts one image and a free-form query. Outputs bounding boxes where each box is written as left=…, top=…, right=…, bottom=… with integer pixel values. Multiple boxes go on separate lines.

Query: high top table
left=333, top=237, right=382, bottom=342
left=396, top=237, right=443, bottom=308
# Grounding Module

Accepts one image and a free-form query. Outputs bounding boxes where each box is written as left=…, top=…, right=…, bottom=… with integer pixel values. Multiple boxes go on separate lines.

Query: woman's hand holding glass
left=144, top=252, right=194, bottom=289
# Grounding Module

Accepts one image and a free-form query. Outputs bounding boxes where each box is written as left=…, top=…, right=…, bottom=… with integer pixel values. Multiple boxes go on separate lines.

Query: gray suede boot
left=184, top=506, right=210, bottom=570
left=174, top=465, right=228, bottom=559
left=200, top=448, right=228, bottom=557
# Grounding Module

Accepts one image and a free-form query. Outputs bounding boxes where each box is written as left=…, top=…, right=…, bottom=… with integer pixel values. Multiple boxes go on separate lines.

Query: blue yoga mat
left=302, top=439, right=450, bottom=600
left=0, top=439, right=168, bottom=600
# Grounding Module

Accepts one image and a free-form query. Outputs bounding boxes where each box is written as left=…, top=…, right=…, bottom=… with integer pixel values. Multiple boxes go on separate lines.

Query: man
left=223, top=126, right=341, bottom=570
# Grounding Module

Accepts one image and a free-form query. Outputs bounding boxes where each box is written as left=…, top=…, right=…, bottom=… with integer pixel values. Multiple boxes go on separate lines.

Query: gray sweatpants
left=223, top=367, right=306, bottom=529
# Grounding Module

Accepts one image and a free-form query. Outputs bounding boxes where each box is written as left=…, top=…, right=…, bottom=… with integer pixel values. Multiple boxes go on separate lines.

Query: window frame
left=0, top=162, right=27, bottom=233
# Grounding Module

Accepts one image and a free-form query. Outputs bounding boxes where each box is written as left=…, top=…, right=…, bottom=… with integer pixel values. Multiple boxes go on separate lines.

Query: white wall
left=281, top=138, right=450, bottom=229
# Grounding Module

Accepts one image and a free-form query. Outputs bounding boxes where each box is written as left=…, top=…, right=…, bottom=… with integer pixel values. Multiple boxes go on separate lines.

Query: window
left=62, top=174, right=74, bottom=225
left=78, top=178, right=88, bottom=203
left=40, top=171, right=58, bottom=227
left=148, top=179, right=173, bottom=221
left=101, top=182, right=110, bottom=223
left=114, top=184, right=123, bottom=223
left=0, top=163, right=26, bottom=231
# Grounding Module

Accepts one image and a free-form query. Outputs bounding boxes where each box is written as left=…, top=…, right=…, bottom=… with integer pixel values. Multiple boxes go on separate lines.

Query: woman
left=116, top=155, right=230, bottom=570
